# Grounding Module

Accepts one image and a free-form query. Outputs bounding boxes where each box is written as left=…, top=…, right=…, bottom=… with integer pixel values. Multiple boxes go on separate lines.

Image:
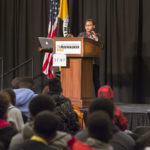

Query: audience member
left=13, top=77, right=37, bottom=120
left=98, top=85, right=128, bottom=131
left=85, top=111, right=113, bottom=150
left=43, top=78, right=85, bottom=129
left=0, top=92, right=17, bottom=150
left=75, top=98, right=135, bottom=150
left=13, top=111, right=59, bottom=150
left=11, top=77, right=23, bottom=89
left=133, top=126, right=150, bottom=140
left=134, top=131, right=150, bottom=150
left=67, top=137, right=94, bottom=150
left=9, top=94, right=71, bottom=150
left=47, top=77, right=80, bottom=135
left=3, top=89, right=24, bottom=131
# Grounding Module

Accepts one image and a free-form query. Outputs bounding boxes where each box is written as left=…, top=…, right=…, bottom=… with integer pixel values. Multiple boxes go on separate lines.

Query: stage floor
left=81, top=104, right=150, bottom=131
left=116, top=104, right=150, bottom=113
left=118, top=104, right=150, bottom=131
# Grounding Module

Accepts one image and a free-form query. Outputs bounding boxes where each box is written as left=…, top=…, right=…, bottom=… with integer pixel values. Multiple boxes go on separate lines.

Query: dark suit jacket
left=78, top=32, right=103, bottom=65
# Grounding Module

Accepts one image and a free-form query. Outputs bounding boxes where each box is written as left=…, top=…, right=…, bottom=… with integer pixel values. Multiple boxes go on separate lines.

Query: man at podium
left=78, top=19, right=103, bottom=96
left=67, top=19, right=103, bottom=97
left=68, top=19, right=103, bottom=96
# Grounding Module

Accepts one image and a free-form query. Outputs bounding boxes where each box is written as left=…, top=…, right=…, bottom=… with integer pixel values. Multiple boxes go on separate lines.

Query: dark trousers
left=93, top=64, right=100, bottom=96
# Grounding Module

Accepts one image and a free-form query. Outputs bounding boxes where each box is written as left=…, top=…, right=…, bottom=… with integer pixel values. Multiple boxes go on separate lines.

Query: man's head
left=33, top=111, right=59, bottom=141
left=11, top=77, right=34, bottom=89
left=48, top=77, right=62, bottom=94
left=0, top=92, right=10, bottom=120
left=87, top=111, right=112, bottom=143
left=85, top=19, right=95, bottom=33
left=89, top=98, right=114, bottom=120
left=11, top=77, right=23, bottom=89
left=29, top=94, right=55, bottom=119
left=2, top=89, right=16, bottom=105
left=18, top=77, right=34, bottom=89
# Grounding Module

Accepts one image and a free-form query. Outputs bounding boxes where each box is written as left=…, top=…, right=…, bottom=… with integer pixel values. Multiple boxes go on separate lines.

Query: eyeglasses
left=85, top=24, right=93, bottom=27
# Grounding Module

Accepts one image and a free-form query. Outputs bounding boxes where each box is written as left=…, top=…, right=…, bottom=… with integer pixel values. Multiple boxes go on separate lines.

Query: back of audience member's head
left=134, top=132, right=150, bottom=150
left=33, top=111, right=59, bottom=141
left=29, top=94, right=55, bottom=119
left=18, top=77, right=34, bottom=90
left=0, top=92, right=10, bottom=119
left=48, top=77, right=62, bottom=94
left=11, top=77, right=23, bottom=89
left=89, top=98, right=114, bottom=120
left=97, top=85, right=114, bottom=100
left=2, top=89, right=16, bottom=105
left=87, top=111, right=112, bottom=143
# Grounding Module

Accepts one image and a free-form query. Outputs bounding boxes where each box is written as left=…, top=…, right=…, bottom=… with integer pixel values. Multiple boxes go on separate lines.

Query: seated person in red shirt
left=97, top=85, right=128, bottom=131
left=0, top=92, right=17, bottom=150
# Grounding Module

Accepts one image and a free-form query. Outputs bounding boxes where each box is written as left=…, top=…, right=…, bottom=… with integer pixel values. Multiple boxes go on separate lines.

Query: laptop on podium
left=38, top=37, right=53, bottom=49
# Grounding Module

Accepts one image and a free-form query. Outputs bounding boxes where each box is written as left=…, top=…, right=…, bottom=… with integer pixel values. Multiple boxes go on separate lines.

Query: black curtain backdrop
left=1, top=0, right=150, bottom=103
left=0, top=0, right=50, bottom=91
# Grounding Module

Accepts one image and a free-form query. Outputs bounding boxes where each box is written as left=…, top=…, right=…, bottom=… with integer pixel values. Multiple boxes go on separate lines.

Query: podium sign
left=56, top=41, right=81, bottom=54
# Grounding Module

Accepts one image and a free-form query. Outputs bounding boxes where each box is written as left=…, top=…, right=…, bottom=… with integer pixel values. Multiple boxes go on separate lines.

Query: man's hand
left=91, top=31, right=98, bottom=41
left=66, top=34, right=74, bottom=38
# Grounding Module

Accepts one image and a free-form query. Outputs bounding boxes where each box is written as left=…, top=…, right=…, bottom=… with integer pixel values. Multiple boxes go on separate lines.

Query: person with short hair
left=89, top=98, right=115, bottom=119
left=47, top=77, right=80, bottom=135
left=11, top=77, right=23, bottom=89
left=13, top=77, right=37, bottom=120
left=85, top=111, right=113, bottom=150
left=75, top=98, right=135, bottom=150
left=9, top=94, right=72, bottom=150
left=14, top=111, right=59, bottom=150
left=78, top=19, right=102, bottom=42
left=134, top=131, right=150, bottom=150
left=29, top=94, right=55, bottom=117
left=48, top=77, right=62, bottom=94
left=33, top=111, right=59, bottom=142
left=3, top=88, right=16, bottom=105
left=2, top=89, right=24, bottom=132
left=0, top=92, right=17, bottom=150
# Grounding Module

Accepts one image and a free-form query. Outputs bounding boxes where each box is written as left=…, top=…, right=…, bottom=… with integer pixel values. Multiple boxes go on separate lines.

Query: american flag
left=42, top=0, right=59, bottom=78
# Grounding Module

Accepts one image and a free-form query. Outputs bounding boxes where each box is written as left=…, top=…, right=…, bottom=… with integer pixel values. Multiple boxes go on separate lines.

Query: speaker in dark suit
left=78, top=19, right=103, bottom=96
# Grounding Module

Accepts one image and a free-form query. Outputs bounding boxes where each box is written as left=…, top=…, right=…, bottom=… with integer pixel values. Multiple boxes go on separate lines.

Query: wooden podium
left=53, top=37, right=101, bottom=108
